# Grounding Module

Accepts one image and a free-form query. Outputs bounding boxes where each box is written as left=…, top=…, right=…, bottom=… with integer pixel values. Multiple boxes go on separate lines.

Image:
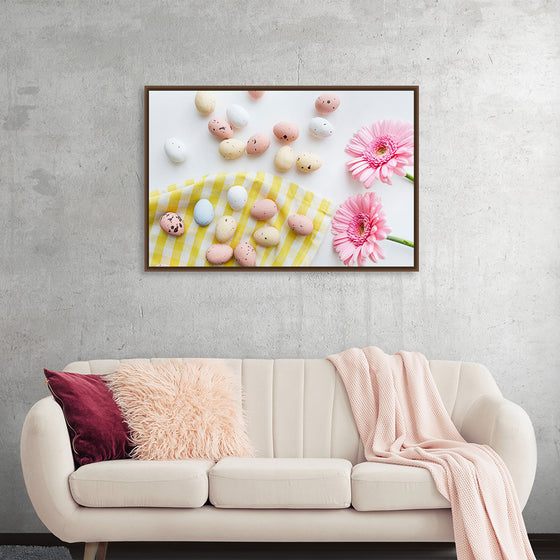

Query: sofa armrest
left=460, top=394, right=537, bottom=509
left=20, top=397, right=80, bottom=540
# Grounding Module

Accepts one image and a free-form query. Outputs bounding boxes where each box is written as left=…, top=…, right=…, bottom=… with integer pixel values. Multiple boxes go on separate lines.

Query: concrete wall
left=1, top=0, right=558, bottom=533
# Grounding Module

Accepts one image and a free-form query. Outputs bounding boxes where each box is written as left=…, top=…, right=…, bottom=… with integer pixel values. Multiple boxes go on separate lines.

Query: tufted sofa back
left=64, top=358, right=502, bottom=464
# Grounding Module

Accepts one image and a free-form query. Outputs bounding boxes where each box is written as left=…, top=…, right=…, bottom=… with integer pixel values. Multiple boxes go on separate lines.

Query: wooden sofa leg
left=83, top=542, right=108, bottom=560
left=97, top=542, right=108, bottom=560
left=84, top=542, right=98, bottom=560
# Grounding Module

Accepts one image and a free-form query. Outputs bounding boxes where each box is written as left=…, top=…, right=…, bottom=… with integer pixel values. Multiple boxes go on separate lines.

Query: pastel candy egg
left=250, top=199, right=278, bottom=221
left=309, top=117, right=334, bottom=138
left=208, top=117, right=234, bottom=139
left=226, top=104, right=250, bottom=128
left=215, top=215, right=237, bottom=242
left=159, top=212, right=185, bottom=237
left=206, top=244, right=234, bottom=265
left=234, top=242, right=257, bottom=267
left=288, top=214, right=313, bottom=236
left=219, top=138, right=245, bottom=160
left=193, top=199, right=214, bottom=226
left=246, top=132, right=271, bottom=155
left=296, top=152, right=322, bottom=173
left=253, top=226, right=280, bottom=247
left=315, top=93, right=340, bottom=114
left=248, top=90, right=264, bottom=99
left=194, top=91, right=215, bottom=115
left=274, top=145, right=294, bottom=172
left=273, top=122, right=299, bottom=143
left=227, top=185, right=248, bottom=210
left=164, top=137, right=187, bottom=163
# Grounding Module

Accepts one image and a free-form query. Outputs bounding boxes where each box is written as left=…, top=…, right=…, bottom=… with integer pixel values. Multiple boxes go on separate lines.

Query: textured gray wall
left=1, top=0, right=559, bottom=533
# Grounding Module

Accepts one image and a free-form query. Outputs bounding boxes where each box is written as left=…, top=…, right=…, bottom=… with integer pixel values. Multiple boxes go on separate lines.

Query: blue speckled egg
left=193, top=199, right=214, bottom=226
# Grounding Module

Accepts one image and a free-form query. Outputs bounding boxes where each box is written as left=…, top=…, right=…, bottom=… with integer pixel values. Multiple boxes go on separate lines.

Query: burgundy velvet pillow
left=44, top=369, right=132, bottom=467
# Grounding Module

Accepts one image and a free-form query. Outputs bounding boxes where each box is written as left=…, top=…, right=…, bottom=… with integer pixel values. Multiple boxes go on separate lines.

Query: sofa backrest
left=63, top=358, right=502, bottom=464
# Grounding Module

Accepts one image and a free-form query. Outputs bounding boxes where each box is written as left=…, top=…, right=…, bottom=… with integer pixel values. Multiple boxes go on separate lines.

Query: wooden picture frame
left=145, top=86, right=418, bottom=270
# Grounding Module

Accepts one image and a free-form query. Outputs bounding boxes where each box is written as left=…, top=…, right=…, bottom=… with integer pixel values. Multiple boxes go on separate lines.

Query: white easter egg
left=309, top=117, right=334, bottom=138
left=227, top=185, right=248, bottom=210
left=164, top=137, right=187, bottom=163
left=226, top=104, right=250, bottom=128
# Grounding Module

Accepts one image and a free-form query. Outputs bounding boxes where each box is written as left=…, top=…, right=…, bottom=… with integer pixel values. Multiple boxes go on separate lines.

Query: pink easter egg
left=250, top=199, right=278, bottom=221
left=315, top=94, right=340, bottom=114
left=206, top=244, right=234, bottom=265
left=234, top=242, right=257, bottom=267
left=208, top=117, right=234, bottom=139
left=246, top=132, right=271, bottom=155
left=159, top=212, right=185, bottom=237
left=248, top=90, right=265, bottom=99
left=273, top=121, right=299, bottom=143
left=288, top=214, right=314, bottom=236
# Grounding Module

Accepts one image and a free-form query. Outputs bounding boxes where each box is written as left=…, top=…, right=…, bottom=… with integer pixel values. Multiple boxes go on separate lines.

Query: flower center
left=348, top=213, right=377, bottom=246
left=363, top=135, right=397, bottom=168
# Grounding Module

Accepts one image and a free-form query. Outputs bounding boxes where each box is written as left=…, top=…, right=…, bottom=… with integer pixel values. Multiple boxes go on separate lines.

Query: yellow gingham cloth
left=149, top=171, right=334, bottom=267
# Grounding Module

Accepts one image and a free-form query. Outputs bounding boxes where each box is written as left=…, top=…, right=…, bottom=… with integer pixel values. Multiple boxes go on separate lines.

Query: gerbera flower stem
left=405, top=173, right=414, bottom=182
left=387, top=235, right=414, bottom=248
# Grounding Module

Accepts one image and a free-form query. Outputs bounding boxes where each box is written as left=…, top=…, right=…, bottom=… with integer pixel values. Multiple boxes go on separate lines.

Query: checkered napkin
left=148, top=171, right=334, bottom=267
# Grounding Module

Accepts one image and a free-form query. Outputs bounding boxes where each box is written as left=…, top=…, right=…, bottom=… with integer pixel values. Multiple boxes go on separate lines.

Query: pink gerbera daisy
left=345, top=120, right=414, bottom=188
left=332, top=192, right=391, bottom=266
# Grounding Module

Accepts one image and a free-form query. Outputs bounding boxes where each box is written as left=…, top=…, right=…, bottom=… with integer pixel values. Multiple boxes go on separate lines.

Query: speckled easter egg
left=253, top=226, right=280, bottom=247
left=274, top=145, right=294, bottom=172
left=248, top=90, right=264, bottom=99
left=250, top=199, right=278, bottom=221
left=226, top=104, right=250, bottom=128
left=309, top=117, right=334, bottom=138
left=164, top=138, right=187, bottom=163
left=246, top=132, right=271, bottom=155
left=193, top=199, right=214, bottom=226
left=219, top=138, right=245, bottom=160
left=206, top=244, right=234, bottom=265
left=227, top=185, right=248, bottom=210
left=208, top=117, right=234, bottom=139
left=273, top=122, right=299, bottom=143
left=194, top=91, right=215, bottom=115
left=234, top=242, right=257, bottom=267
left=159, top=212, right=185, bottom=237
left=315, top=94, right=340, bottom=114
left=215, top=215, right=237, bottom=242
left=296, top=152, right=322, bottom=173
left=288, top=214, right=313, bottom=236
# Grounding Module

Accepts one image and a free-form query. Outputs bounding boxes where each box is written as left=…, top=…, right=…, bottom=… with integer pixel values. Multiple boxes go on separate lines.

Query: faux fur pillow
left=105, top=359, right=252, bottom=461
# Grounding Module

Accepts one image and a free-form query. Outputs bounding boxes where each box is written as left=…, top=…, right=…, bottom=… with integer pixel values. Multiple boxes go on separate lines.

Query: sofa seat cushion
left=209, top=458, right=352, bottom=509
left=351, top=462, right=450, bottom=511
left=69, top=459, right=214, bottom=508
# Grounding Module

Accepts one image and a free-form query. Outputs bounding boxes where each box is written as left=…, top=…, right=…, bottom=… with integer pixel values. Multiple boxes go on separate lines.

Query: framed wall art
left=145, top=86, right=418, bottom=270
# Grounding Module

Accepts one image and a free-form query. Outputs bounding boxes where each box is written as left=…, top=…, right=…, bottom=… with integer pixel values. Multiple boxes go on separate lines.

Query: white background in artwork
left=149, top=89, right=415, bottom=267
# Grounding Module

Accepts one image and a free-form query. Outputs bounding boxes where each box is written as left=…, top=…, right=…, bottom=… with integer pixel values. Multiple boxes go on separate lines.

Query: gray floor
left=0, top=546, right=72, bottom=560
left=64, top=541, right=558, bottom=560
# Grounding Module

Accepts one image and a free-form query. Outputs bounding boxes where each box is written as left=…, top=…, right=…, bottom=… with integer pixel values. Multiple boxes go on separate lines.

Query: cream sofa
left=21, top=358, right=537, bottom=560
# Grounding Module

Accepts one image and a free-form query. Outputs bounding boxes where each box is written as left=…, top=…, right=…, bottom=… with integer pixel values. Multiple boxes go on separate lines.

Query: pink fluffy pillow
left=105, top=359, right=252, bottom=461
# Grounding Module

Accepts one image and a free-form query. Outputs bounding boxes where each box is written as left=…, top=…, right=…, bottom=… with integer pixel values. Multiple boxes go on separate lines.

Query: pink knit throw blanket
left=327, top=347, right=535, bottom=560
